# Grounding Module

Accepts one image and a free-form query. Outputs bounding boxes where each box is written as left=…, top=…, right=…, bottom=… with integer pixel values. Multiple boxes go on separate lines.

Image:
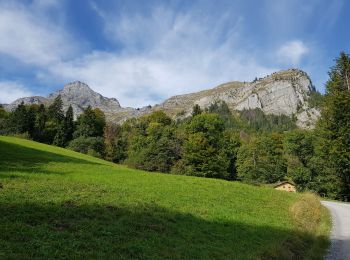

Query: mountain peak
left=63, top=81, right=92, bottom=91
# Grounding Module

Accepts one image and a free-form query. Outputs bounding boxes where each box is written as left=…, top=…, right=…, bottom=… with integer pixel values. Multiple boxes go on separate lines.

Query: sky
left=0, top=0, right=349, bottom=107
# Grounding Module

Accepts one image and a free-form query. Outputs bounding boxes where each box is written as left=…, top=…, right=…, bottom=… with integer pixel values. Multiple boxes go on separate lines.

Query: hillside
left=4, top=69, right=320, bottom=128
left=0, top=136, right=329, bottom=259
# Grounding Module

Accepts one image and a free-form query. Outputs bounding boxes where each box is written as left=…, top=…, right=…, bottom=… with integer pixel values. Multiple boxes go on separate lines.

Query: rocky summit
left=4, top=69, right=320, bottom=128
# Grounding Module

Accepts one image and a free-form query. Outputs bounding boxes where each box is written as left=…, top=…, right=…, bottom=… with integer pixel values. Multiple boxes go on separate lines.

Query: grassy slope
left=0, top=136, right=327, bottom=259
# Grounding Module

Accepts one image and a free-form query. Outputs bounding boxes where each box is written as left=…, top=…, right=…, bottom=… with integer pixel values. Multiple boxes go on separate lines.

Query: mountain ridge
left=3, top=68, right=320, bottom=128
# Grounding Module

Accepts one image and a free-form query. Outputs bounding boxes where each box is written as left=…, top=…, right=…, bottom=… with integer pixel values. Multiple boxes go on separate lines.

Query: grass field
left=0, top=136, right=329, bottom=259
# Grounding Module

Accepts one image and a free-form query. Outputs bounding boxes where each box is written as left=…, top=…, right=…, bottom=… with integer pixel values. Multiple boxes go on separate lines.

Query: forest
left=0, top=52, right=349, bottom=201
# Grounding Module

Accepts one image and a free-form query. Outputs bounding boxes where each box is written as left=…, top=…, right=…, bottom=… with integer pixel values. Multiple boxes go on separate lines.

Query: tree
left=33, top=104, right=48, bottom=142
left=126, top=111, right=180, bottom=172
left=181, top=113, right=229, bottom=179
left=191, top=104, right=202, bottom=117
left=9, top=102, right=30, bottom=134
left=53, top=105, right=75, bottom=147
left=103, top=123, right=127, bottom=163
left=74, top=106, right=106, bottom=138
left=237, top=133, right=286, bottom=184
left=68, top=136, right=105, bottom=158
left=64, top=105, right=75, bottom=143
left=48, top=95, right=64, bottom=123
left=283, top=130, right=316, bottom=192
left=223, top=131, right=241, bottom=180
left=53, top=122, right=67, bottom=147
left=316, top=52, right=350, bottom=200
left=0, top=106, right=9, bottom=135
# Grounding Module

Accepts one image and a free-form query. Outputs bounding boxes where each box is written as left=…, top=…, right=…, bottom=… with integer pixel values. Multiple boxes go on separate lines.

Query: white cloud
left=277, top=40, right=309, bottom=65
left=47, top=6, right=276, bottom=107
left=0, top=1, right=76, bottom=66
left=0, top=81, right=33, bottom=104
left=0, top=2, right=280, bottom=107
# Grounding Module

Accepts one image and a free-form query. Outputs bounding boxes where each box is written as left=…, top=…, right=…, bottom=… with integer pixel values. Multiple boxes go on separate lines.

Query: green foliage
left=181, top=113, right=229, bottom=178
left=68, top=136, right=104, bottom=158
left=126, top=111, right=180, bottom=172
left=316, top=52, right=350, bottom=200
left=0, top=107, right=9, bottom=135
left=74, top=107, right=106, bottom=138
left=223, top=131, right=241, bottom=180
left=239, top=108, right=297, bottom=132
left=207, top=100, right=239, bottom=128
left=191, top=104, right=202, bottom=116
left=103, top=123, right=128, bottom=163
left=32, top=104, right=49, bottom=142
left=65, top=105, right=75, bottom=142
left=48, top=95, right=64, bottom=123
left=308, top=91, right=324, bottom=109
left=53, top=105, right=75, bottom=147
left=8, top=102, right=30, bottom=134
left=283, top=130, right=318, bottom=192
left=237, top=133, right=286, bottom=184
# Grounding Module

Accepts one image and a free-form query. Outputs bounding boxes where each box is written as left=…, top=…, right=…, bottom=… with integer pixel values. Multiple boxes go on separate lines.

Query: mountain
left=4, top=69, right=320, bottom=128
left=152, top=69, right=320, bottom=128
left=47, top=81, right=122, bottom=119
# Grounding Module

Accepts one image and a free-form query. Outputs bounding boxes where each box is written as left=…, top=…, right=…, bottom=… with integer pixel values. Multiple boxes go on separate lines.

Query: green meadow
left=0, top=136, right=329, bottom=259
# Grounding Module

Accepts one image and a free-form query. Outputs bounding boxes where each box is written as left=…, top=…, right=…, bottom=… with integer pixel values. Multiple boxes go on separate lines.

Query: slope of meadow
left=0, top=136, right=329, bottom=259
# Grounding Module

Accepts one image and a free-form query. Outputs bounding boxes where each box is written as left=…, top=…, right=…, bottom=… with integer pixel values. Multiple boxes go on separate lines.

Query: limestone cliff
left=152, top=69, right=320, bottom=128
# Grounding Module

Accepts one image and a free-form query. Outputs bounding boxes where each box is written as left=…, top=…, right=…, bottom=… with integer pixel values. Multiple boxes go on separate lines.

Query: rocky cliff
left=48, top=81, right=122, bottom=119
left=4, top=69, right=320, bottom=128
left=152, top=69, right=320, bottom=128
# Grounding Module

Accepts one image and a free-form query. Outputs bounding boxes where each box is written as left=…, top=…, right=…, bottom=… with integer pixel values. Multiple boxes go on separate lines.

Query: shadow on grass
left=0, top=140, right=102, bottom=176
left=0, top=201, right=328, bottom=259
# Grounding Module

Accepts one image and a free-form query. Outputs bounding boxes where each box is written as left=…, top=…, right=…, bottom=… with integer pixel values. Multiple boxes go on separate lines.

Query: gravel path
left=322, top=201, right=350, bottom=260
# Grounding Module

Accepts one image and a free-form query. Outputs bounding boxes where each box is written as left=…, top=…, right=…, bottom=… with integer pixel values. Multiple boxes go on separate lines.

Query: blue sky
left=0, top=0, right=349, bottom=107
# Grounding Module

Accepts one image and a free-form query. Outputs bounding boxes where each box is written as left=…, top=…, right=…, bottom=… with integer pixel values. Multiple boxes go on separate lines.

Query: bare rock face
left=154, top=69, right=319, bottom=128
left=48, top=81, right=121, bottom=118
left=4, top=96, right=49, bottom=111
left=5, top=81, right=123, bottom=119
left=4, top=69, right=320, bottom=128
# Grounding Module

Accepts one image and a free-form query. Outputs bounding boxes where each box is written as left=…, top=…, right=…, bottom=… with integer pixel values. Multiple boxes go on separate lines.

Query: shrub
left=290, top=193, right=322, bottom=234
left=68, top=136, right=104, bottom=158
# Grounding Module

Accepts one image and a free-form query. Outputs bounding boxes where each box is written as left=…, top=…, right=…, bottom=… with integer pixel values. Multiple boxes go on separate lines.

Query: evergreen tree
left=64, top=105, right=74, bottom=143
left=9, top=102, right=29, bottom=133
left=53, top=122, right=67, bottom=147
left=48, top=95, right=64, bottom=123
left=53, top=105, right=74, bottom=147
left=316, top=52, right=350, bottom=200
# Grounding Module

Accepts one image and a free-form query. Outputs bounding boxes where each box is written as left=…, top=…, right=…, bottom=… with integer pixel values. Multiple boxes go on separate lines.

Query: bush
left=10, top=132, right=31, bottom=140
left=290, top=193, right=322, bottom=234
left=68, top=136, right=104, bottom=158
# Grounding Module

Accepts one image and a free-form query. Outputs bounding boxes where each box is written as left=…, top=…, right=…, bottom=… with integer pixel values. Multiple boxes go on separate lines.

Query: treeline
left=0, top=52, right=349, bottom=201
left=0, top=97, right=106, bottom=157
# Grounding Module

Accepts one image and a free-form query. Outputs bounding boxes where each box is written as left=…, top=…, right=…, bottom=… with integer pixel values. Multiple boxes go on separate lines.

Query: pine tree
left=53, top=105, right=75, bottom=147
left=53, top=122, right=66, bottom=147
left=317, top=52, right=350, bottom=200
left=48, top=95, right=64, bottom=123
left=10, top=102, right=28, bottom=133
left=65, top=105, right=74, bottom=143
